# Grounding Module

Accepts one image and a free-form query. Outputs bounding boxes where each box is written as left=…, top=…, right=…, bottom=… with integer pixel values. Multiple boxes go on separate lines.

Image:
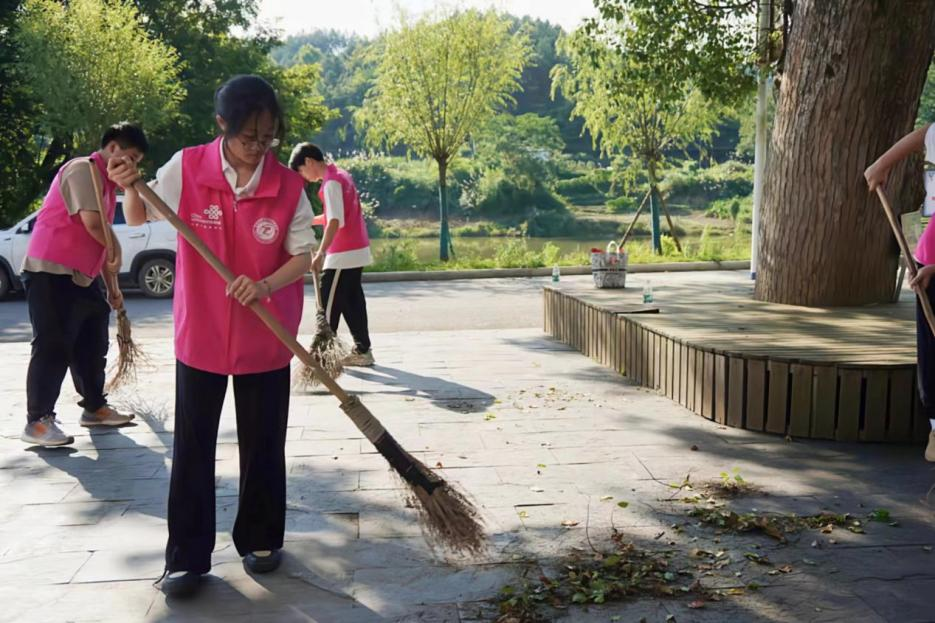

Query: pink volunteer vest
left=27, top=152, right=116, bottom=278
left=174, top=138, right=306, bottom=375
left=318, top=164, right=370, bottom=253
left=918, top=224, right=935, bottom=265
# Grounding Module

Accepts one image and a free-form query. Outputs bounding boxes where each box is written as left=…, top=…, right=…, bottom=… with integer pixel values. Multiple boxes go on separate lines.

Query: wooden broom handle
left=87, top=161, right=123, bottom=305
left=132, top=180, right=352, bottom=404
left=876, top=186, right=935, bottom=337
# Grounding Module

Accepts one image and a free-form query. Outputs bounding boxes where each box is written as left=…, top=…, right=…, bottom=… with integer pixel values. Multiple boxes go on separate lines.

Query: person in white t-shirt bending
left=290, top=143, right=375, bottom=366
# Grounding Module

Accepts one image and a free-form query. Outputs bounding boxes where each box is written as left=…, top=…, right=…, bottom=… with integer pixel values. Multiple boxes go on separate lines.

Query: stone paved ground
left=0, top=274, right=934, bottom=622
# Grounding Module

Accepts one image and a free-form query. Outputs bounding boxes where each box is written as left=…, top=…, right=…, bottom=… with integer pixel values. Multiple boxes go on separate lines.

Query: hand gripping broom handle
left=87, top=161, right=123, bottom=306
left=876, top=186, right=935, bottom=337
left=132, top=180, right=352, bottom=404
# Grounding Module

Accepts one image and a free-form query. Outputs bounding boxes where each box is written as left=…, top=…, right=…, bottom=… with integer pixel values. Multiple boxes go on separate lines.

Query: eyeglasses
left=235, top=136, right=281, bottom=152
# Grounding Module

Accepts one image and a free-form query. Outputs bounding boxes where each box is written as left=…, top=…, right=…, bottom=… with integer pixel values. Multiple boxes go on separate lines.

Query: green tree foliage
left=918, top=58, right=935, bottom=126
left=131, top=0, right=278, bottom=166
left=13, top=0, right=183, bottom=222
left=356, top=9, right=531, bottom=260
left=0, top=0, right=40, bottom=226
left=507, top=16, right=592, bottom=157
left=271, top=62, right=338, bottom=153
left=271, top=30, right=373, bottom=156
left=473, top=113, right=565, bottom=190
left=553, top=0, right=753, bottom=251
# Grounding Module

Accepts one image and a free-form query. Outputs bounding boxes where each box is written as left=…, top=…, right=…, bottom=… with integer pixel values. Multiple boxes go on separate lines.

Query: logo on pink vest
left=192, top=204, right=223, bottom=230
left=252, top=217, right=279, bottom=244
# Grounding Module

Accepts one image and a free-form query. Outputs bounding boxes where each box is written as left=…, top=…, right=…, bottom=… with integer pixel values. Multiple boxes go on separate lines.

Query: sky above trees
left=257, top=0, right=596, bottom=36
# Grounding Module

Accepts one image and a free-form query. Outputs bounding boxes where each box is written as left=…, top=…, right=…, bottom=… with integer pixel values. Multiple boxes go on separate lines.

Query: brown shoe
left=80, top=405, right=135, bottom=427
left=343, top=348, right=375, bottom=367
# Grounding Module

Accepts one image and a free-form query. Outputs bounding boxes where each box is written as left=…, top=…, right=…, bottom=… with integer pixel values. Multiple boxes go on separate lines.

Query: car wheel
left=138, top=258, right=174, bottom=298
left=0, top=266, right=10, bottom=300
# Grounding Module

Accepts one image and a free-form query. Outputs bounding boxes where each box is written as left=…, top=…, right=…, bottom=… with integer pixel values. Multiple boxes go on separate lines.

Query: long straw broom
left=295, top=270, right=350, bottom=388
left=876, top=186, right=935, bottom=337
left=88, top=161, right=144, bottom=391
left=133, top=180, right=485, bottom=554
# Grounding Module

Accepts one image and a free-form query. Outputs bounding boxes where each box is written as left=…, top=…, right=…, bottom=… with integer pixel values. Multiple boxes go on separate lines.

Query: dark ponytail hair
left=214, top=75, right=285, bottom=141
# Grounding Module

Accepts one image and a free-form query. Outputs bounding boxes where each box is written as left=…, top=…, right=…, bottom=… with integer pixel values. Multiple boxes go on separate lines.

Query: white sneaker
left=343, top=348, right=375, bottom=367
left=925, top=431, right=935, bottom=462
left=22, top=416, right=75, bottom=447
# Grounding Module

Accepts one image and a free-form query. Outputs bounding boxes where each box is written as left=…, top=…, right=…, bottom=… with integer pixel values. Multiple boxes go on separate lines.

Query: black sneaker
left=243, top=549, right=283, bottom=574
left=161, top=571, right=203, bottom=598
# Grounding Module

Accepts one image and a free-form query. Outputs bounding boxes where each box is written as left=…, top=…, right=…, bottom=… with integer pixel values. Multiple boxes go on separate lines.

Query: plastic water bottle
left=642, top=282, right=653, bottom=303
left=552, top=265, right=560, bottom=283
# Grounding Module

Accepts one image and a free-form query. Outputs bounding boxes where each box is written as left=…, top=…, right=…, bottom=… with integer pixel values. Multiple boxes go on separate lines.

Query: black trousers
left=918, top=272, right=935, bottom=420
left=24, top=271, right=109, bottom=423
left=166, top=361, right=291, bottom=574
left=320, top=267, right=371, bottom=353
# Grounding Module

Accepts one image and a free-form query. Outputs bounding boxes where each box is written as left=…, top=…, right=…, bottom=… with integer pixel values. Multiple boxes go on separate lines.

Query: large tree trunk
left=755, top=0, right=935, bottom=306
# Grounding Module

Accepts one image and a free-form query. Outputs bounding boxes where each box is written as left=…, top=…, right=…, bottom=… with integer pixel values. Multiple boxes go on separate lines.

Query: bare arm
left=78, top=209, right=108, bottom=246
left=319, top=218, right=340, bottom=254
left=865, top=124, right=930, bottom=191
left=265, top=253, right=313, bottom=293
left=122, top=185, right=148, bottom=226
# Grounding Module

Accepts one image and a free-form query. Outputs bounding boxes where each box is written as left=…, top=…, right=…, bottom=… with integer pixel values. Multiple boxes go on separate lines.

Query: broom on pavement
left=296, top=270, right=350, bottom=388
left=88, top=160, right=144, bottom=391
left=876, top=186, right=935, bottom=337
left=133, top=180, right=485, bottom=554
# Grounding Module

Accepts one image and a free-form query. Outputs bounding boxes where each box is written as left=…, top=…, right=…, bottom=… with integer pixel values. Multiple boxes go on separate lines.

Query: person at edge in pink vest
left=20, top=123, right=146, bottom=448
left=866, top=122, right=935, bottom=462
left=109, top=76, right=316, bottom=599
left=289, top=143, right=374, bottom=366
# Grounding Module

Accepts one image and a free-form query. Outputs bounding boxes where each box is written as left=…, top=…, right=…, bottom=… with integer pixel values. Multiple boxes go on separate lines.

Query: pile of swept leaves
left=496, top=530, right=711, bottom=622
left=491, top=469, right=902, bottom=622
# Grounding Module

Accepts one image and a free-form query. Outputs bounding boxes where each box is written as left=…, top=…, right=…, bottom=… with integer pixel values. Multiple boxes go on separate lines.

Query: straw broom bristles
left=106, top=307, right=146, bottom=391
left=87, top=160, right=145, bottom=391
left=296, top=273, right=350, bottom=388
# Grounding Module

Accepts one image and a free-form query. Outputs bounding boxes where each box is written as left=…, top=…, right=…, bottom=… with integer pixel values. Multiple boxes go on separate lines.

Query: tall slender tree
left=356, top=9, right=531, bottom=261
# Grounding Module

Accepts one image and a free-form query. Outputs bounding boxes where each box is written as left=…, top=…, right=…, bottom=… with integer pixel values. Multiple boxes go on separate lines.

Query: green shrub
left=660, top=235, right=681, bottom=257
left=605, top=195, right=638, bottom=214
left=523, top=209, right=575, bottom=237
left=476, top=172, right=567, bottom=218
left=338, top=155, right=455, bottom=217
left=662, top=160, right=753, bottom=207
left=705, top=193, right=753, bottom=221
left=554, top=168, right=612, bottom=205
left=370, top=241, right=422, bottom=272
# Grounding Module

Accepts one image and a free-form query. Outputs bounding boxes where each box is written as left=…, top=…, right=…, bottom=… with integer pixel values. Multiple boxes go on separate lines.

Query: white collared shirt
left=146, top=140, right=316, bottom=255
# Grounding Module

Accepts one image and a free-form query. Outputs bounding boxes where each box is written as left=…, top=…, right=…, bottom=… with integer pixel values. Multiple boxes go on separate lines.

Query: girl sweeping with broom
left=20, top=123, right=145, bottom=447
left=109, top=75, right=316, bottom=598
left=865, top=122, right=935, bottom=462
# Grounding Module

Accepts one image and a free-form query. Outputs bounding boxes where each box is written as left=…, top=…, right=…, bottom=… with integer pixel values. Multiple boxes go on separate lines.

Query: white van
left=0, top=197, right=177, bottom=299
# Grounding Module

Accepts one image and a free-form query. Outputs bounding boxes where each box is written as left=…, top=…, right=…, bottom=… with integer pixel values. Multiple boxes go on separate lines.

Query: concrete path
left=0, top=273, right=932, bottom=622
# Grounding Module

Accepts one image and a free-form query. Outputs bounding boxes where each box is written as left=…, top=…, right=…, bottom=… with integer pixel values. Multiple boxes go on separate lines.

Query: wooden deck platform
left=543, top=275, right=927, bottom=443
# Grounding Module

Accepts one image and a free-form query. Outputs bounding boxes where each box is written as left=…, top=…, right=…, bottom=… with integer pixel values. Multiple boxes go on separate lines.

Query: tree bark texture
left=755, top=0, right=935, bottom=306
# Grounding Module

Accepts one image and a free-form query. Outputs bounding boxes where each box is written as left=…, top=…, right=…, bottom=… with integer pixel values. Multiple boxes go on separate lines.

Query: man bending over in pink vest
left=20, top=123, right=146, bottom=447
left=290, top=143, right=375, bottom=366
